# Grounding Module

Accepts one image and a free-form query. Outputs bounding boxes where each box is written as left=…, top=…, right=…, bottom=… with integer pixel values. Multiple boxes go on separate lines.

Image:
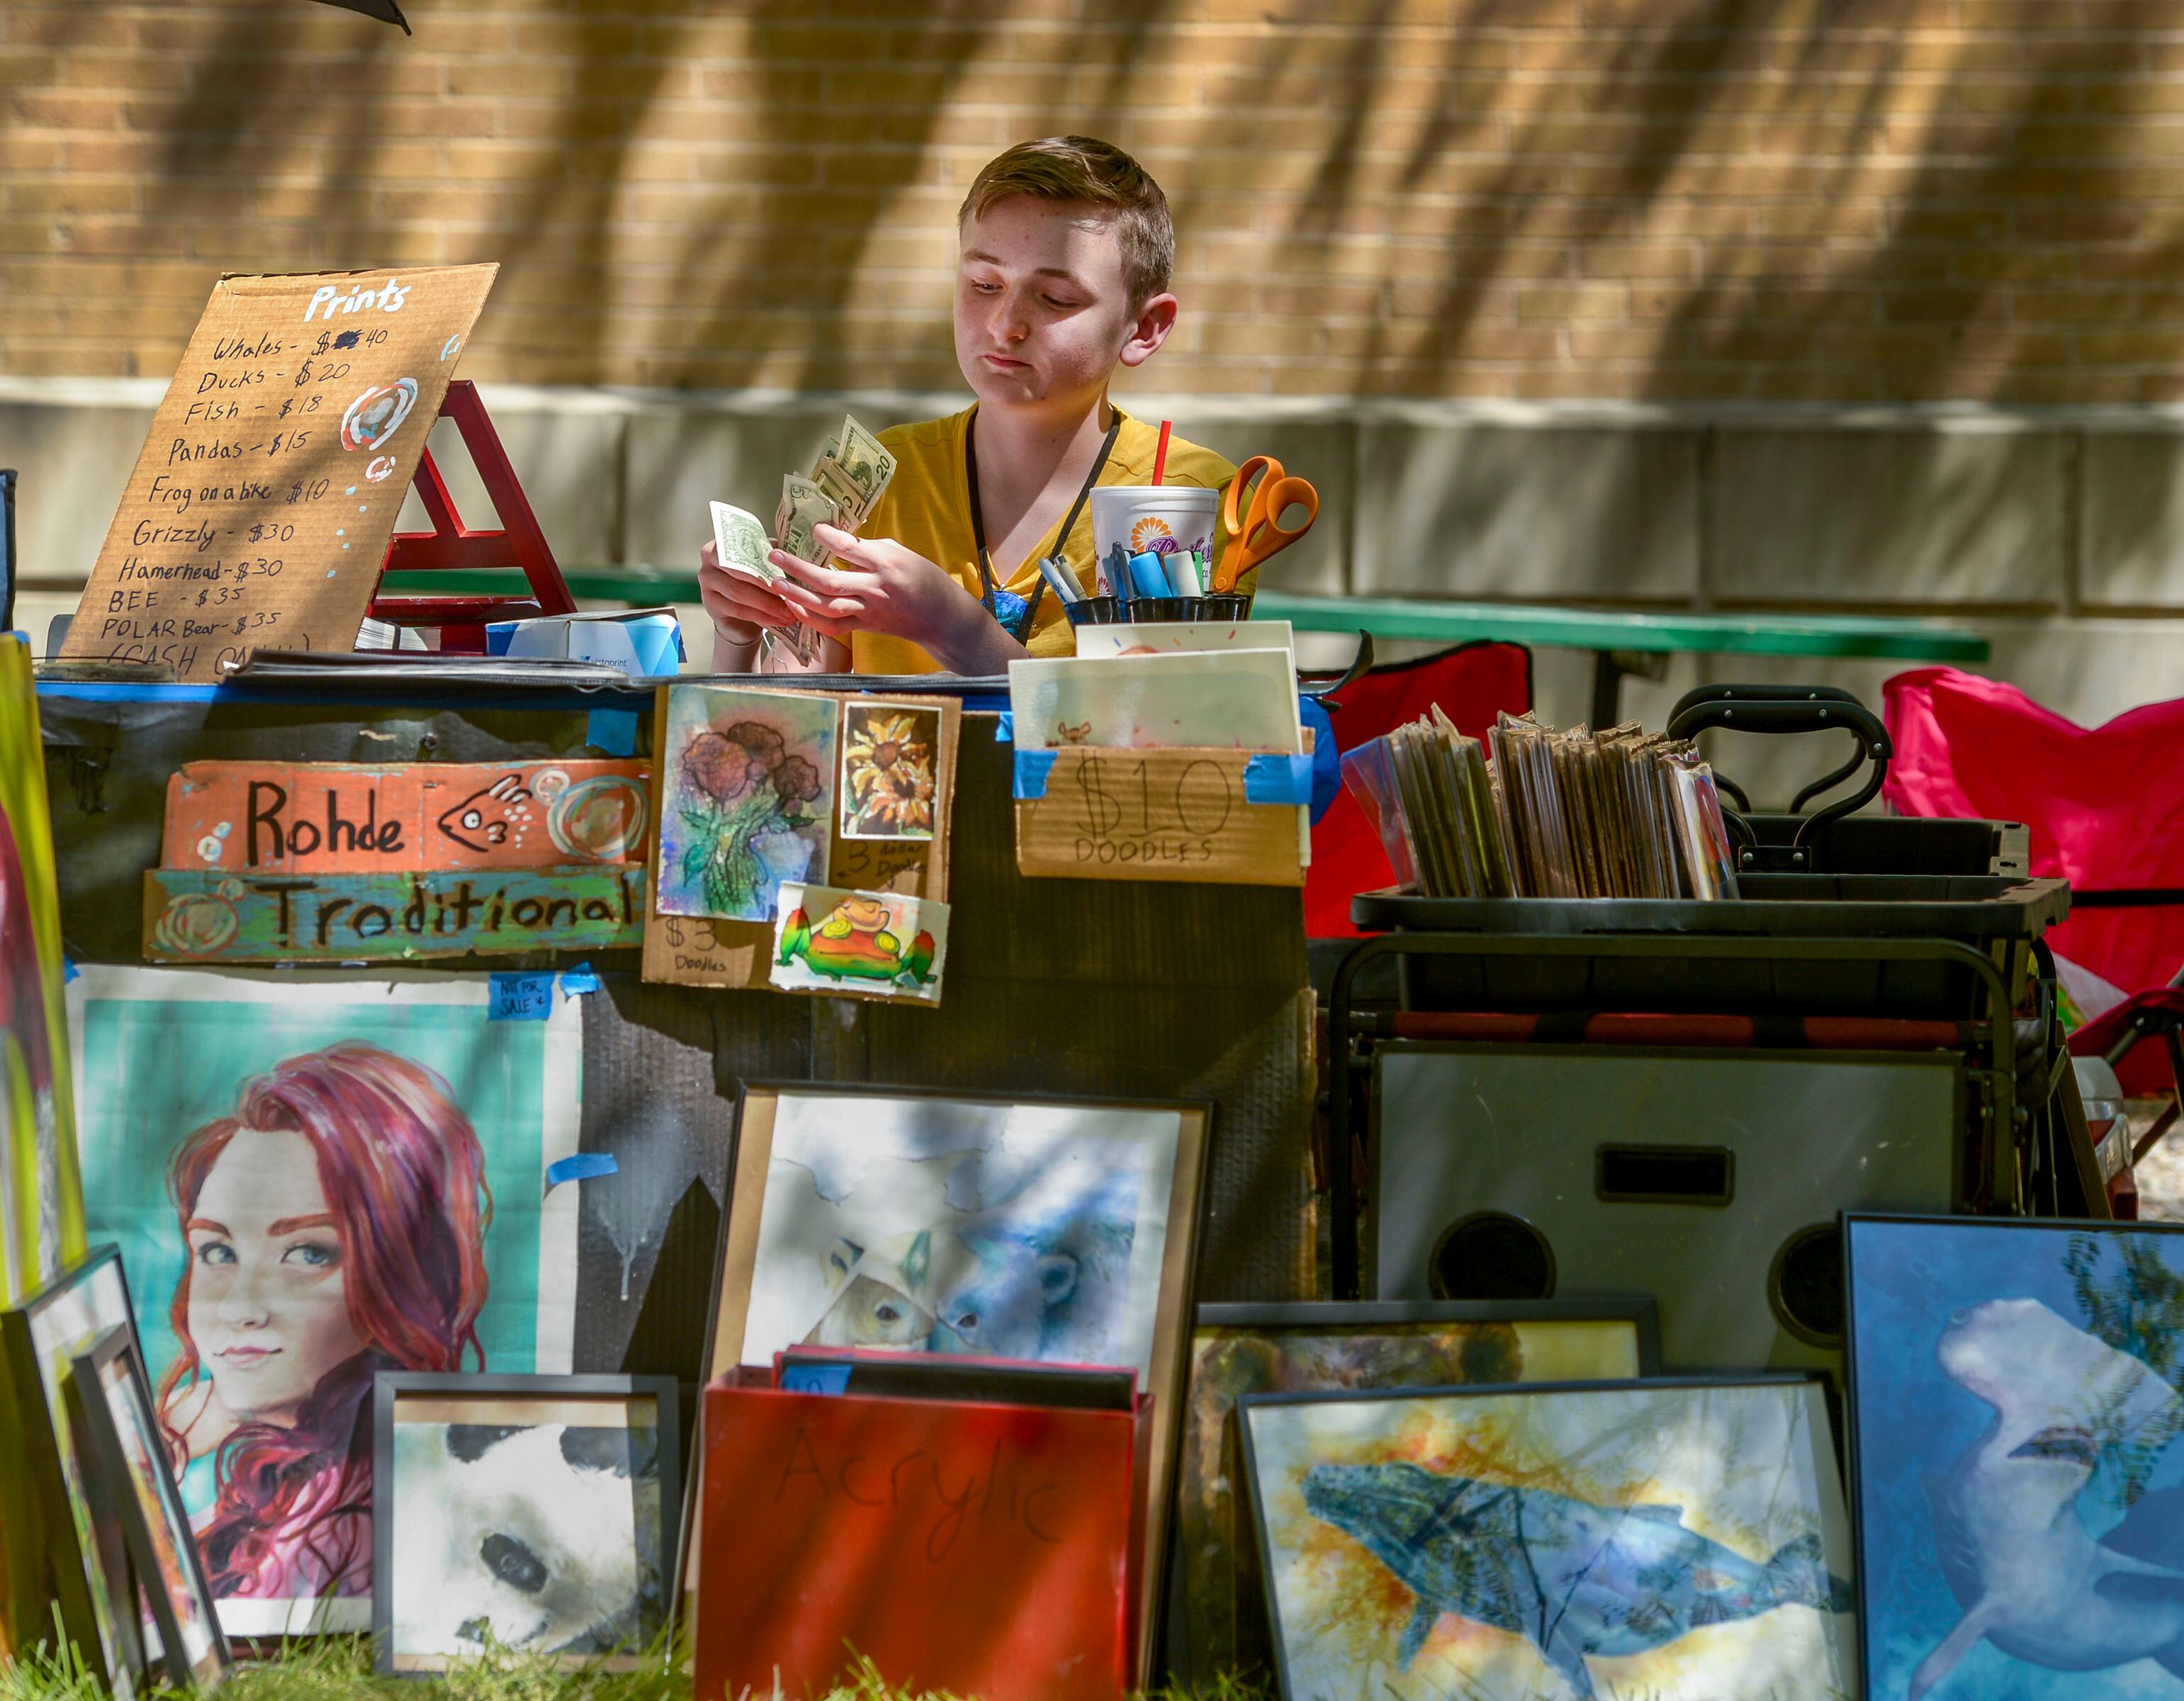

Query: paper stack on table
left=1341, top=708, right=1740, bottom=901
left=711, top=414, right=897, bottom=666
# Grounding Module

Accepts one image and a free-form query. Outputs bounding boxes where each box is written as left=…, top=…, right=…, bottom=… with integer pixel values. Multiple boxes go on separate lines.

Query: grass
left=0, top=1636, right=1273, bottom=1701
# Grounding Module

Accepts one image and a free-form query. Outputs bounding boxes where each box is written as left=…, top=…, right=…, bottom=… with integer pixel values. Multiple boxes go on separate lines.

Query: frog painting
left=770, top=883, right=947, bottom=1006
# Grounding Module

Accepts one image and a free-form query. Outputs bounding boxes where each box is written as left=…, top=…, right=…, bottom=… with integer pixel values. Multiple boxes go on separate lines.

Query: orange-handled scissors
left=1215, top=455, right=1319, bottom=594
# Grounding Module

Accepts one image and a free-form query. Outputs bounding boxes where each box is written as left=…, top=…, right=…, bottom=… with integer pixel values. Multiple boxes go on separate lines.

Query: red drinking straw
left=1152, top=419, right=1172, bottom=485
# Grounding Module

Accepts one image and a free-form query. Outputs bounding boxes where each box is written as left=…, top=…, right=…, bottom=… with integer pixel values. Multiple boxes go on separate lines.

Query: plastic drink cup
left=1090, top=485, right=1220, bottom=568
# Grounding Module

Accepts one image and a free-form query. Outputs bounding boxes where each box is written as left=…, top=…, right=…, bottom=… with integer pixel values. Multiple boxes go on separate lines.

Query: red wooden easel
left=368, top=380, right=575, bottom=652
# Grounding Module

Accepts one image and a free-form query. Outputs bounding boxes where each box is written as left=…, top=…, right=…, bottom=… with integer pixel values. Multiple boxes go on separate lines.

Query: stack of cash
left=709, top=413, right=898, bottom=665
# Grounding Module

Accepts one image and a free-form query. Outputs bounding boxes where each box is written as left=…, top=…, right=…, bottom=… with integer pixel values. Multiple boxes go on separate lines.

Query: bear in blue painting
left=799, top=1166, right=1138, bottom=1365
left=1304, top=1461, right=1851, bottom=1701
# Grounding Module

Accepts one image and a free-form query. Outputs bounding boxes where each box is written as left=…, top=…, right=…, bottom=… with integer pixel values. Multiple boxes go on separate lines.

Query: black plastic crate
left=1351, top=875, right=2068, bottom=1021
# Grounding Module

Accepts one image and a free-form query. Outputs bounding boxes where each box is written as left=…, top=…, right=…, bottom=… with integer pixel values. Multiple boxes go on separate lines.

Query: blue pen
left=1129, top=550, right=1171, bottom=598
left=1107, top=543, right=1132, bottom=605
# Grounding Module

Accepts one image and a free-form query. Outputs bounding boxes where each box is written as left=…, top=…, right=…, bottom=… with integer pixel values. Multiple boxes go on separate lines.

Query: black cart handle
left=1665, top=695, right=1892, bottom=843
left=1666, top=695, right=1889, bottom=751
left=1670, top=683, right=1867, bottom=719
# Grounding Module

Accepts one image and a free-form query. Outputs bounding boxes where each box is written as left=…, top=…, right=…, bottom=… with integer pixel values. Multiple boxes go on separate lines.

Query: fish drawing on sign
left=1304, top=1462, right=1851, bottom=1701
left=1909, top=1297, right=2184, bottom=1698
left=438, top=774, right=534, bottom=853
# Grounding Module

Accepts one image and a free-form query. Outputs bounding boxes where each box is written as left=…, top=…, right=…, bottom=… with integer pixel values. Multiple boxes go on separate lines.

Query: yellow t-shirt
left=848, top=406, right=1239, bottom=675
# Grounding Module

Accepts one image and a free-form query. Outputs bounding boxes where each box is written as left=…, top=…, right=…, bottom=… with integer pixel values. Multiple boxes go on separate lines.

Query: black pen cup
left=1065, top=596, right=1122, bottom=626
left=1199, top=594, right=1251, bottom=622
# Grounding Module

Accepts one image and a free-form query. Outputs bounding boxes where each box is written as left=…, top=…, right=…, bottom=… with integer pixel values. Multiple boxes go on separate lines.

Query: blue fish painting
left=1847, top=1214, right=2184, bottom=1701
left=1304, top=1463, right=1851, bottom=1699
left=1242, top=1377, right=1857, bottom=1701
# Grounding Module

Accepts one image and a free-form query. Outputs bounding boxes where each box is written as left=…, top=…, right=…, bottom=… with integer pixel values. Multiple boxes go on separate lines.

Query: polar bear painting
left=744, top=1091, right=1184, bottom=1379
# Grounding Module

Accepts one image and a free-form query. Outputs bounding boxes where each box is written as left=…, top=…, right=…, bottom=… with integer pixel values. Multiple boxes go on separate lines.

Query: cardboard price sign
left=64, top=264, right=497, bottom=681
left=1014, top=746, right=1306, bottom=887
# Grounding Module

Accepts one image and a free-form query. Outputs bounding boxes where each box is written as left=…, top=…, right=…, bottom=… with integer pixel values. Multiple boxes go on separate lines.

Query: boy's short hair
left=959, top=136, right=1174, bottom=310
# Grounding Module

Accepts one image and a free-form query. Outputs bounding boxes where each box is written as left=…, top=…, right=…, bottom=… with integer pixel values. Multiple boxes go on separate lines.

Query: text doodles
left=1015, top=746, right=1306, bottom=887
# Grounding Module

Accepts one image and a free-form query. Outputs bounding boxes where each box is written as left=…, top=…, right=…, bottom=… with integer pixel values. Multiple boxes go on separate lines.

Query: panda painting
left=386, top=1416, right=667, bottom=1666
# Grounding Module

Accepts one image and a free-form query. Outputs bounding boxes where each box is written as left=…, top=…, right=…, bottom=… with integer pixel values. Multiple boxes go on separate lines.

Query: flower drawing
left=1129, top=517, right=1176, bottom=554
left=841, top=709, right=937, bottom=840
left=676, top=717, right=826, bottom=916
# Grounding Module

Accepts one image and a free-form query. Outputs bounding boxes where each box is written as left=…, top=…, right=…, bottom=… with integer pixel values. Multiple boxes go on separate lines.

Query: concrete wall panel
left=1711, top=426, right=2065, bottom=607
left=2083, top=430, right=2184, bottom=610
left=1354, top=423, right=1699, bottom=603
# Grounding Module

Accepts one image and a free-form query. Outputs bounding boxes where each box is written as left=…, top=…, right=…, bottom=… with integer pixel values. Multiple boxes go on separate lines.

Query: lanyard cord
left=965, top=410, right=1123, bottom=639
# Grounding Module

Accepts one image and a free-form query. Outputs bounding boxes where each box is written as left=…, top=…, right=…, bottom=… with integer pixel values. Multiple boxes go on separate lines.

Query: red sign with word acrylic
left=693, top=1380, right=1145, bottom=1701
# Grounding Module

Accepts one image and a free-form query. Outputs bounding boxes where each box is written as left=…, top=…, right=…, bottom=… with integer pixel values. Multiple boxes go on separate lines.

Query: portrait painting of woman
left=69, top=965, right=581, bottom=1633
left=152, top=1043, right=492, bottom=1602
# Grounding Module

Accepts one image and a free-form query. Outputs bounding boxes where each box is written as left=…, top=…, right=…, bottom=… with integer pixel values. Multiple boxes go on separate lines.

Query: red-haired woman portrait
left=153, top=1043, right=491, bottom=1600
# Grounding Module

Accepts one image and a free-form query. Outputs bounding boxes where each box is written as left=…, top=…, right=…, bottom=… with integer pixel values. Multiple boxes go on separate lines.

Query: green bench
left=1252, top=593, right=1991, bottom=725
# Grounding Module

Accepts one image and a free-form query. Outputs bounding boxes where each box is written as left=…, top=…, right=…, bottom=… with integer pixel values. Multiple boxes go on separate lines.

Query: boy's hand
left=768, top=523, right=1029, bottom=674
left=697, top=537, right=802, bottom=646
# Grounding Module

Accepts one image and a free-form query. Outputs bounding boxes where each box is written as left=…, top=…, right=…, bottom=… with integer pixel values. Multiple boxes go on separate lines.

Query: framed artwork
left=67, top=1323, right=230, bottom=1691
left=0, top=1244, right=137, bottom=1681
left=701, top=1084, right=1213, bottom=1677
left=1169, top=1299, right=1660, bottom=1685
left=371, top=1372, right=680, bottom=1675
left=1240, top=1374, right=1857, bottom=1701
left=67, top=965, right=583, bottom=1636
left=653, top=684, right=835, bottom=923
left=0, top=630, right=86, bottom=1308
left=1846, top=1212, right=2184, bottom=1701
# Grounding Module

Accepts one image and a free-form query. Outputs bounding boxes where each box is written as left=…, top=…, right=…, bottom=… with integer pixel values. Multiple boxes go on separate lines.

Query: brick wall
left=7, top=0, right=2184, bottom=402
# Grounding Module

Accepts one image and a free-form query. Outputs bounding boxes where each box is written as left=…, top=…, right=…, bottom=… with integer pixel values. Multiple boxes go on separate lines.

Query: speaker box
left=1370, top=1044, right=1964, bottom=1375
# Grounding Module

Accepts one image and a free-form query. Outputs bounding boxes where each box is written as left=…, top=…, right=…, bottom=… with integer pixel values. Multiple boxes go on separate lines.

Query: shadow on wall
left=7, top=4, right=2184, bottom=405
left=18, top=1, right=2184, bottom=707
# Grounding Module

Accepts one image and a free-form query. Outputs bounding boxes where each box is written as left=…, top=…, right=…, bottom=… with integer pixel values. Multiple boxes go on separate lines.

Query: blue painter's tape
left=558, top=962, right=601, bottom=997
left=995, top=711, right=1013, bottom=743
left=63, top=958, right=79, bottom=984
left=587, top=709, right=639, bottom=757
left=1013, top=748, right=1057, bottom=799
left=488, top=972, right=555, bottom=1020
left=546, top=1152, right=618, bottom=1187
left=780, top=1363, right=855, bottom=1397
left=1242, top=752, right=1315, bottom=806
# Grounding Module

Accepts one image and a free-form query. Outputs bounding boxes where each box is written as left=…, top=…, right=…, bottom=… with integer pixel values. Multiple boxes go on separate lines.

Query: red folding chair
left=1884, top=666, right=2184, bottom=1177
left=1305, top=640, right=1533, bottom=938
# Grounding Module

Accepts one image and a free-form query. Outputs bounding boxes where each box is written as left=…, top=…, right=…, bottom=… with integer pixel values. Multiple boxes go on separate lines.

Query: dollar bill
left=709, top=502, right=776, bottom=585
left=811, top=412, right=896, bottom=526
left=775, top=473, right=840, bottom=568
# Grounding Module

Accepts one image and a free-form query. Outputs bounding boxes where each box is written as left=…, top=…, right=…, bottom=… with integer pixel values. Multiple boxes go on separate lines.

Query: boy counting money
left=697, top=135, right=1237, bottom=675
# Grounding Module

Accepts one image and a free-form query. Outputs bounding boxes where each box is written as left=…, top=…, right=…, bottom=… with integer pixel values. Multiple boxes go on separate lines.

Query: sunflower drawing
left=841, top=707, right=938, bottom=839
